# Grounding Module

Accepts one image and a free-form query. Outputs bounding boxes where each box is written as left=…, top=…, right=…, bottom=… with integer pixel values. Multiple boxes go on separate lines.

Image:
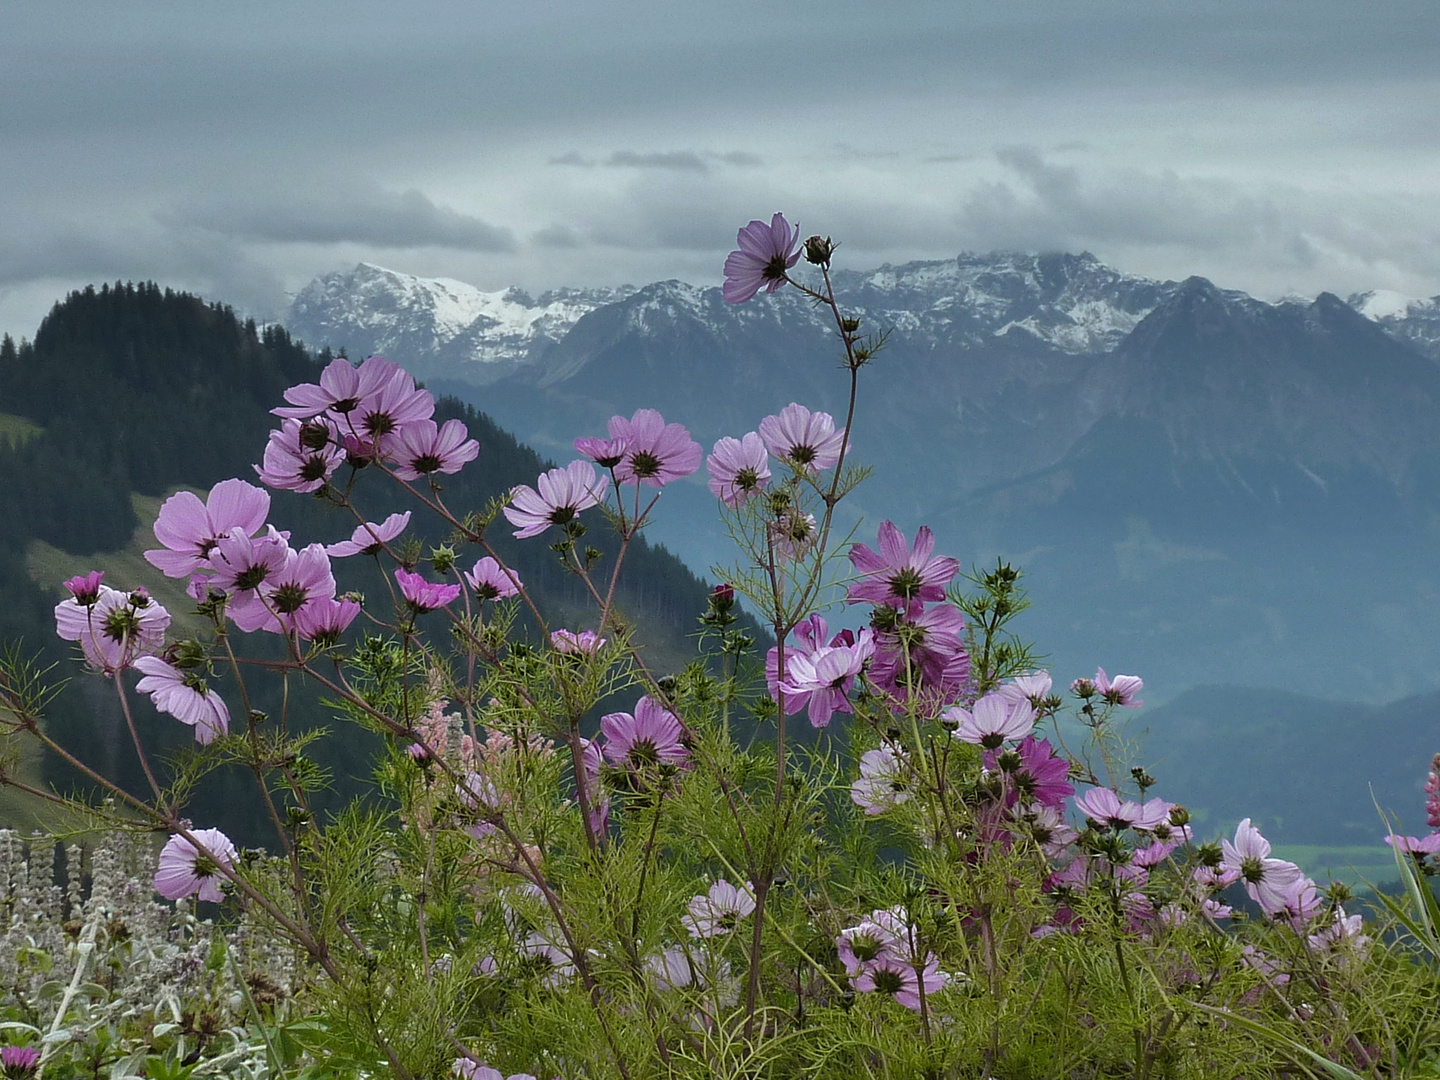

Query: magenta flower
left=868, top=601, right=970, bottom=708
left=984, top=735, right=1074, bottom=810
left=722, top=213, right=801, bottom=304
left=578, top=736, right=610, bottom=836
left=850, top=745, right=911, bottom=816
left=55, top=586, right=170, bottom=674
left=273, top=354, right=401, bottom=420
left=133, top=657, right=231, bottom=744
left=254, top=418, right=345, bottom=493
left=948, top=692, right=1035, bottom=749
left=1074, top=788, right=1172, bottom=833
left=605, top=409, right=702, bottom=488
left=706, top=432, right=771, bottom=508
left=847, top=522, right=959, bottom=608
left=63, top=570, right=105, bottom=605
left=574, top=433, right=631, bottom=469
left=154, top=828, right=238, bottom=903
left=504, top=460, right=605, bottom=539
left=395, top=568, right=461, bottom=612
left=0, top=1046, right=40, bottom=1074
left=293, top=596, right=361, bottom=645
left=682, top=879, right=757, bottom=939
left=600, top=695, right=688, bottom=772
left=776, top=631, right=875, bottom=728
left=1094, top=667, right=1144, bottom=708
left=550, top=629, right=606, bottom=655
left=145, top=478, right=270, bottom=579
left=391, top=418, right=480, bottom=481
left=853, top=953, right=948, bottom=1012
left=1220, top=818, right=1307, bottom=916
left=465, top=557, right=522, bottom=600
left=327, top=511, right=412, bottom=558
left=758, top=403, right=847, bottom=472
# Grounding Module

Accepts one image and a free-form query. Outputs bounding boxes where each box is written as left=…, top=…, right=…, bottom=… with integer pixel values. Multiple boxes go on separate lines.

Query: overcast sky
left=2, top=0, right=1438, bottom=340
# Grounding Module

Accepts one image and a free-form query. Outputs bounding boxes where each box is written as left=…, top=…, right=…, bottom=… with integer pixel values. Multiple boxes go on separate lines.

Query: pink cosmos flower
left=1073, top=788, right=1173, bottom=833
left=230, top=543, right=337, bottom=634
left=550, top=629, right=606, bottom=655
left=1016, top=803, right=1079, bottom=857
left=1386, top=832, right=1440, bottom=856
left=574, top=434, right=631, bottom=468
left=145, top=479, right=270, bottom=578
left=395, top=568, right=461, bottom=612
left=55, top=586, right=170, bottom=674
left=868, top=600, right=970, bottom=708
left=606, top=409, right=702, bottom=488
left=1274, top=876, right=1323, bottom=930
left=853, top=954, right=948, bottom=1012
left=601, top=695, right=688, bottom=772
left=847, top=522, right=959, bottom=608
left=133, top=657, right=231, bottom=744
left=644, top=947, right=695, bottom=992
left=349, top=366, right=435, bottom=450
left=722, top=213, right=801, bottom=303
left=984, top=735, right=1074, bottom=810
left=850, top=745, right=911, bottom=816
left=154, top=828, right=238, bottom=903
left=758, top=403, right=847, bottom=472
left=578, top=736, right=610, bottom=836
left=706, top=432, right=771, bottom=508
left=1220, top=818, right=1307, bottom=916
left=327, top=512, right=412, bottom=558
left=1426, top=754, right=1440, bottom=829
left=682, top=879, right=757, bottom=939
left=836, top=920, right=901, bottom=977
left=273, top=354, right=401, bottom=420
left=63, top=570, right=105, bottom=605
left=948, top=692, right=1035, bottom=749
left=293, top=596, right=361, bottom=645
left=504, top=460, right=605, bottom=539
left=1094, top=667, right=1144, bottom=708
left=997, top=671, right=1054, bottom=711
left=254, top=418, right=345, bottom=493
left=465, top=557, right=522, bottom=600
left=206, top=525, right=291, bottom=618
left=767, top=508, right=818, bottom=561
left=1307, top=905, right=1368, bottom=955
left=776, top=630, right=875, bottom=728
left=391, top=418, right=480, bottom=480
left=452, top=1063, right=537, bottom=1080
left=0, top=1046, right=40, bottom=1074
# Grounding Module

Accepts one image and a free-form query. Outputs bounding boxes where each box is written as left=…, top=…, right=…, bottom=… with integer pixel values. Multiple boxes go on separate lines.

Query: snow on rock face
left=1347, top=290, right=1440, bottom=362
left=285, top=263, right=634, bottom=380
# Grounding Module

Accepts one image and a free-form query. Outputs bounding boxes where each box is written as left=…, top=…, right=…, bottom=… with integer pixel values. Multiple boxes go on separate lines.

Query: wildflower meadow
left=1, top=215, right=1438, bottom=1079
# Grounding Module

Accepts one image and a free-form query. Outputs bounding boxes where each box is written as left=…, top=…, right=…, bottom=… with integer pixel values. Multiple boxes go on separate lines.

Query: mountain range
left=284, top=255, right=1440, bottom=708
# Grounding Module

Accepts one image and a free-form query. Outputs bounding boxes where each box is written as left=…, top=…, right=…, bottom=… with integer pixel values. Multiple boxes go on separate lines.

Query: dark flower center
left=888, top=567, right=923, bottom=599
left=762, top=254, right=789, bottom=281
left=735, top=467, right=759, bottom=490
left=102, top=608, right=136, bottom=642
left=1240, top=857, right=1265, bottom=884
left=789, top=444, right=817, bottom=465
left=851, top=935, right=883, bottom=962
left=873, top=969, right=904, bottom=995
left=628, top=740, right=661, bottom=769
left=272, top=583, right=308, bottom=614
left=192, top=854, right=219, bottom=879
left=547, top=506, right=578, bottom=526
left=475, top=583, right=499, bottom=600
left=331, top=396, right=360, bottom=413
left=411, top=453, right=442, bottom=474
left=300, top=455, right=330, bottom=482
left=362, top=410, right=396, bottom=437
left=629, top=451, right=662, bottom=478
left=234, top=566, right=269, bottom=592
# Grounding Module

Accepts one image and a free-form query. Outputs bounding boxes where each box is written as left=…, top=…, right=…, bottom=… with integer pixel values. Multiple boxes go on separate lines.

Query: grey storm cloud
left=162, top=190, right=516, bottom=252
left=605, top=151, right=709, bottom=172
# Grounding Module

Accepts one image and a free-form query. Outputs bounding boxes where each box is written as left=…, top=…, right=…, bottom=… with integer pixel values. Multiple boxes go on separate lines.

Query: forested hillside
left=0, top=283, right=745, bottom=842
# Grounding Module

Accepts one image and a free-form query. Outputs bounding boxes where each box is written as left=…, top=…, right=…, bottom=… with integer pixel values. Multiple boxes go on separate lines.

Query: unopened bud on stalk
left=711, top=583, right=735, bottom=612
left=1168, top=805, right=1190, bottom=827
left=430, top=544, right=457, bottom=575
left=840, top=317, right=861, bottom=334
left=804, top=235, right=834, bottom=266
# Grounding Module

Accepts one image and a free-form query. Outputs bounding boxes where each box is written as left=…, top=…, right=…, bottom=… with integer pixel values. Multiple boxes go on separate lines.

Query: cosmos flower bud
left=804, top=234, right=834, bottom=265
left=1169, top=805, right=1190, bottom=827
left=710, top=583, right=735, bottom=612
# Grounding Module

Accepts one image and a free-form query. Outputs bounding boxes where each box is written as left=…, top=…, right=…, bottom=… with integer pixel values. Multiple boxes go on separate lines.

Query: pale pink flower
left=1073, top=788, right=1172, bottom=833
left=706, top=432, right=771, bottom=508
left=607, top=409, right=702, bottom=488
left=1094, top=667, right=1144, bottom=708
left=1221, top=818, right=1307, bottom=916
left=55, top=586, right=170, bottom=674
left=465, top=557, right=522, bottom=600
left=847, top=521, right=959, bottom=608
left=254, top=418, right=345, bottom=493
left=391, top=418, right=479, bottom=480
left=134, top=657, right=230, bottom=744
left=550, top=629, right=606, bottom=655
left=273, top=354, right=401, bottom=420
left=947, top=692, right=1035, bottom=749
left=145, top=479, right=270, bottom=578
left=293, top=596, right=361, bottom=645
left=853, top=953, right=948, bottom=1012
left=758, top=403, right=847, bottom=472
left=682, top=880, right=756, bottom=939
left=601, top=696, right=688, bottom=772
left=850, top=745, right=911, bottom=816
left=722, top=213, right=801, bottom=303
left=327, top=511, right=411, bottom=557
left=1386, top=832, right=1440, bottom=856
left=154, top=828, right=238, bottom=903
left=836, top=920, right=901, bottom=976
left=504, top=460, right=605, bottom=539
